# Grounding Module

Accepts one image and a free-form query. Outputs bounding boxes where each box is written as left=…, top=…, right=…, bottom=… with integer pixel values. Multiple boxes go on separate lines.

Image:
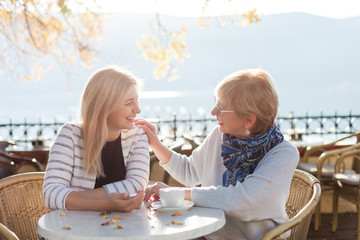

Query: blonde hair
left=215, top=69, right=279, bottom=134
left=80, top=66, right=140, bottom=176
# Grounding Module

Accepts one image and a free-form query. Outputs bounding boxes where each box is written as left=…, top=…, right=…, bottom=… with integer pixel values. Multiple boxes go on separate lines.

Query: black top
left=95, top=134, right=126, bottom=188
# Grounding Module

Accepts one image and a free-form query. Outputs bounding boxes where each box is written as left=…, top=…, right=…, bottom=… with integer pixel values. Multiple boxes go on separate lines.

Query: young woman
left=136, top=69, right=299, bottom=239
left=43, top=66, right=149, bottom=212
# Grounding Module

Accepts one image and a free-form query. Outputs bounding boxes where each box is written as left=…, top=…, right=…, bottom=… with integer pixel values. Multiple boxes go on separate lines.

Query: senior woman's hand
left=145, top=182, right=169, bottom=202
left=135, top=119, right=173, bottom=164
left=134, top=119, right=160, bottom=146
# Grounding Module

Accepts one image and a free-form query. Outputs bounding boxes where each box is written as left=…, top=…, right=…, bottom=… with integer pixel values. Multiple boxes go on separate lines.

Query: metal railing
left=0, top=112, right=359, bottom=148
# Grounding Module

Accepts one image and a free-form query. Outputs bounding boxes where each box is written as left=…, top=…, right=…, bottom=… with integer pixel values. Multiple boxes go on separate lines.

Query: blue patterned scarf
left=221, top=124, right=284, bottom=187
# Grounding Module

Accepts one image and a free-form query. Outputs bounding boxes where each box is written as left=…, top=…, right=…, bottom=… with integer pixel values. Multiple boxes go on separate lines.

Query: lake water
left=1, top=12, right=359, bottom=145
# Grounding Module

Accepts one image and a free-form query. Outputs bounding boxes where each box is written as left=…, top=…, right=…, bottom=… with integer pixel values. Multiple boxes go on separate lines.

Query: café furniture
left=332, top=148, right=360, bottom=240
left=38, top=204, right=225, bottom=240
left=0, top=172, right=47, bottom=240
left=297, top=132, right=360, bottom=230
left=0, top=151, right=43, bottom=177
left=261, top=169, right=321, bottom=240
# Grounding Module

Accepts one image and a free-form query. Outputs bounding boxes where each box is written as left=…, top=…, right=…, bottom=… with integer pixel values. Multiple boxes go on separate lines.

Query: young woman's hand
left=108, top=190, right=144, bottom=212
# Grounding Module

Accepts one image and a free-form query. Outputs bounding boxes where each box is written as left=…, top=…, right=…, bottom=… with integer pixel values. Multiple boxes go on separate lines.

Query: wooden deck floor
left=307, top=213, right=357, bottom=240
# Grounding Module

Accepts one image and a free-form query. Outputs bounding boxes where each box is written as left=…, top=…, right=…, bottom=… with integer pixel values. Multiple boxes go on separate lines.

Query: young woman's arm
left=65, top=188, right=144, bottom=212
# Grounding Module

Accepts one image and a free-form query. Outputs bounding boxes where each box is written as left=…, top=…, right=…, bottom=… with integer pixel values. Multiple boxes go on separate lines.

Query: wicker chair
left=332, top=148, right=360, bottom=240
left=260, top=169, right=321, bottom=240
left=0, top=172, right=47, bottom=240
left=297, top=132, right=360, bottom=230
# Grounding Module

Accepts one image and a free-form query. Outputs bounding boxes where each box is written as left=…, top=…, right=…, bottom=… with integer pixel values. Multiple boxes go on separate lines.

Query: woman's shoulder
left=60, top=122, right=82, bottom=134
left=270, top=139, right=300, bottom=160
left=121, top=125, right=146, bottom=139
left=207, top=125, right=222, bottom=138
left=277, top=139, right=299, bottom=151
left=258, top=139, right=299, bottom=171
left=197, top=126, right=223, bottom=149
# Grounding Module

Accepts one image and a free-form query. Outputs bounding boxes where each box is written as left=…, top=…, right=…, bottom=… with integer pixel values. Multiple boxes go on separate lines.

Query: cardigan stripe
left=43, top=123, right=149, bottom=210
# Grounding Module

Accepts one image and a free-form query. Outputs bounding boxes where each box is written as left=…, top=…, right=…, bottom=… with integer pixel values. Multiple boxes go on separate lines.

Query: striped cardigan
left=43, top=123, right=149, bottom=210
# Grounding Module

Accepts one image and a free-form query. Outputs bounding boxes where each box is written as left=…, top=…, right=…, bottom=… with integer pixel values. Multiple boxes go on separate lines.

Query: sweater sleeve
left=43, top=123, right=78, bottom=210
left=103, top=127, right=150, bottom=194
left=191, top=141, right=299, bottom=223
left=160, top=128, right=219, bottom=187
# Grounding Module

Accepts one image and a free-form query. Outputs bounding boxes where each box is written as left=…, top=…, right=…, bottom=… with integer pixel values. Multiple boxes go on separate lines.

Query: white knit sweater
left=162, top=126, right=299, bottom=240
left=43, top=123, right=149, bottom=210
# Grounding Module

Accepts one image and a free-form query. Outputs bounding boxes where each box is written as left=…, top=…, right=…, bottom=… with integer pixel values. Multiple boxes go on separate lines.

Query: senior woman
left=136, top=69, right=299, bottom=240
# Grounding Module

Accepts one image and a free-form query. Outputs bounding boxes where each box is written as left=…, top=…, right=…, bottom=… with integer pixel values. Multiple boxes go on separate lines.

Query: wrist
left=153, top=144, right=172, bottom=164
left=185, top=188, right=191, bottom=201
left=104, top=195, right=114, bottom=211
left=150, top=141, right=165, bottom=153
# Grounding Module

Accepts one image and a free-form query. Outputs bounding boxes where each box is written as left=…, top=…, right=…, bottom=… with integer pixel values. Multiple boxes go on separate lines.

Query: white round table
left=38, top=204, right=226, bottom=240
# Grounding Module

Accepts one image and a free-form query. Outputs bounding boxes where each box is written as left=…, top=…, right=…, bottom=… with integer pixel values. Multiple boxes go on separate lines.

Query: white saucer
left=151, top=200, right=194, bottom=213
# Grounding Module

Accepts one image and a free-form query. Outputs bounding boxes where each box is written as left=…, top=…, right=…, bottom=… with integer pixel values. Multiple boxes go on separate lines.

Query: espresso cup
left=159, top=188, right=185, bottom=208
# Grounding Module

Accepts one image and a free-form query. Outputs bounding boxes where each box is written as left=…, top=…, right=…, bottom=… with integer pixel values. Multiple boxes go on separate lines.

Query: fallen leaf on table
left=109, top=219, right=118, bottom=225
left=171, top=212, right=181, bottom=216
left=100, top=210, right=111, bottom=216
left=171, top=220, right=183, bottom=225
left=62, top=226, right=72, bottom=230
left=113, top=225, right=124, bottom=229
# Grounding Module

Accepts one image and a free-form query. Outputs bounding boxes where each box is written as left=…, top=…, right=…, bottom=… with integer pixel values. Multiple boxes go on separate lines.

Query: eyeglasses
left=214, top=97, right=235, bottom=116
left=215, top=105, right=235, bottom=116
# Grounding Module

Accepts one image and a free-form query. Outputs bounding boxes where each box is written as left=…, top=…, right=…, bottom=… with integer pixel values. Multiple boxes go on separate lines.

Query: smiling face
left=107, top=85, right=140, bottom=140
left=211, top=97, right=248, bottom=138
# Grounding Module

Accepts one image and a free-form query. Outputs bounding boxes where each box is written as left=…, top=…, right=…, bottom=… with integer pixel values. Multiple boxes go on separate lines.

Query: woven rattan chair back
left=0, top=172, right=47, bottom=240
left=261, top=169, right=321, bottom=240
left=332, top=148, right=360, bottom=240
left=350, top=149, right=360, bottom=173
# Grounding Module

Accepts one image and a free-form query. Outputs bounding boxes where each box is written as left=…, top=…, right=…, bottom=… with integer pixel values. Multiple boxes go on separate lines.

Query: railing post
left=349, top=110, right=353, bottom=133
left=305, top=112, right=309, bottom=136
left=38, top=118, right=43, bottom=138
left=189, top=114, right=193, bottom=133
left=9, top=118, right=13, bottom=140
left=288, top=112, right=295, bottom=140
left=24, top=118, right=28, bottom=144
left=334, top=111, right=338, bottom=137
left=173, top=114, right=177, bottom=141
left=320, top=111, right=324, bottom=137
left=54, top=117, right=58, bottom=136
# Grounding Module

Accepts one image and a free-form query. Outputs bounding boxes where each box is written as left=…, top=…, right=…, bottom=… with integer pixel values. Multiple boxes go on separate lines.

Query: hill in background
left=1, top=12, right=359, bottom=121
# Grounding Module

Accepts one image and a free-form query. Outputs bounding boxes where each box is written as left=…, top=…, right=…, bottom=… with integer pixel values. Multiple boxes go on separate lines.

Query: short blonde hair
left=215, top=69, right=278, bottom=134
left=80, top=66, right=141, bottom=176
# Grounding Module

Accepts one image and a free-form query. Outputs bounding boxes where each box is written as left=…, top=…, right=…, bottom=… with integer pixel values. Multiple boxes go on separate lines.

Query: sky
left=101, top=0, right=360, bottom=19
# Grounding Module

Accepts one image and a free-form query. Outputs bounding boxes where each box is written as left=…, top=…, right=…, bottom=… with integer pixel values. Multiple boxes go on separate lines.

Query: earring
left=245, top=128, right=250, bottom=136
